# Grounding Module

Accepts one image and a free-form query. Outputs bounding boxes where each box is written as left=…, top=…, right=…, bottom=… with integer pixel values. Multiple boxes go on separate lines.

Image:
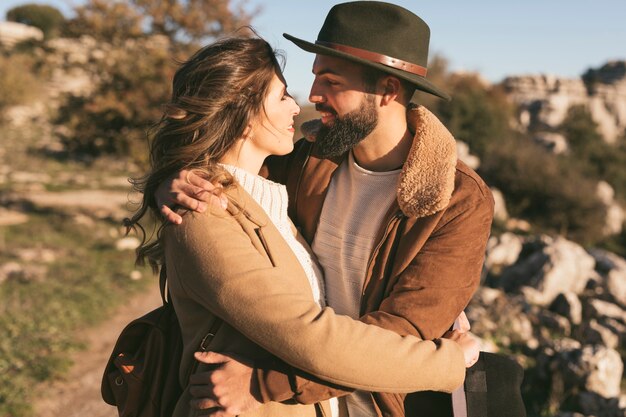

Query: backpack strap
left=159, top=265, right=168, bottom=305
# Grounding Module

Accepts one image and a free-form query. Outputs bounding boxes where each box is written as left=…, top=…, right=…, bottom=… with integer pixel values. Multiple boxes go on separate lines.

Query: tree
left=55, top=38, right=175, bottom=165
left=435, top=73, right=513, bottom=158
left=6, top=3, right=65, bottom=39
left=66, top=0, right=255, bottom=46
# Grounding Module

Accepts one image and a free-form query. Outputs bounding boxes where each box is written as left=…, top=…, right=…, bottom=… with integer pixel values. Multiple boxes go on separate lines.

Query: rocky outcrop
left=596, top=181, right=625, bottom=236
left=0, top=21, right=43, bottom=48
left=496, top=235, right=597, bottom=305
left=474, top=232, right=626, bottom=416
left=503, top=61, right=626, bottom=144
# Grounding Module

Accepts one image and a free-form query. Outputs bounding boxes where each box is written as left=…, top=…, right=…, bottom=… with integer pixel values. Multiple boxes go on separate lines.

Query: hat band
left=316, top=40, right=427, bottom=77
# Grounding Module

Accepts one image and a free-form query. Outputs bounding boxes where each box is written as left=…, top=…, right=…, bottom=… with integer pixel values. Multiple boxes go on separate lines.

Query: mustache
left=315, top=104, right=335, bottom=113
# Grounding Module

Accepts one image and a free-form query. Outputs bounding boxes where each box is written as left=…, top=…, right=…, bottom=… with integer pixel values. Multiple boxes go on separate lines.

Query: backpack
left=101, top=267, right=183, bottom=417
left=102, top=265, right=226, bottom=417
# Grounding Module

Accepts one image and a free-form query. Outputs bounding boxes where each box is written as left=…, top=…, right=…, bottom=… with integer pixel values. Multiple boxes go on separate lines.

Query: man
left=159, top=2, right=493, bottom=416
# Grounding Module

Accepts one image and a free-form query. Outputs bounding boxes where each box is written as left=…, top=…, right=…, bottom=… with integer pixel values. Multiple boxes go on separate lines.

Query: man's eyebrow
left=312, top=68, right=342, bottom=77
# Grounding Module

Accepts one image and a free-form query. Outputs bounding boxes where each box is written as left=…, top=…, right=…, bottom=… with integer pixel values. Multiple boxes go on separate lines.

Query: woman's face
left=249, top=72, right=300, bottom=157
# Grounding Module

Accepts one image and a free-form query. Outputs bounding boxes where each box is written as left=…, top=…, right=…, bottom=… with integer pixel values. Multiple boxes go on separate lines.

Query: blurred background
left=0, top=1, right=625, bottom=416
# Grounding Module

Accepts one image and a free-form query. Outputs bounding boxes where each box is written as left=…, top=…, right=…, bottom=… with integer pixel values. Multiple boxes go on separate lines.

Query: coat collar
left=301, top=105, right=457, bottom=219
left=397, top=104, right=457, bottom=218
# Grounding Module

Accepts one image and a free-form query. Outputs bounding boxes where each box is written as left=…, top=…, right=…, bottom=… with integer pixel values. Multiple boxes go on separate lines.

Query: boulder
left=550, top=292, right=583, bottom=325
left=596, top=181, right=625, bottom=236
left=579, top=319, right=620, bottom=349
left=456, top=140, right=480, bottom=170
left=500, top=236, right=596, bottom=305
left=585, top=299, right=626, bottom=323
left=533, top=132, right=569, bottom=154
left=553, top=344, right=623, bottom=399
left=490, top=188, right=509, bottom=224
left=568, top=391, right=625, bottom=417
left=485, top=232, right=522, bottom=271
left=0, top=21, right=43, bottom=48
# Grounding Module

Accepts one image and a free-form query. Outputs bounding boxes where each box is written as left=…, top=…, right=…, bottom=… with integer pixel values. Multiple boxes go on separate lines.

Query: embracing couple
left=126, top=2, right=516, bottom=417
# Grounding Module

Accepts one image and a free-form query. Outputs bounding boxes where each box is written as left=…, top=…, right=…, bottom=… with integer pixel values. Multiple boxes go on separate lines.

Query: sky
left=2, top=0, right=625, bottom=101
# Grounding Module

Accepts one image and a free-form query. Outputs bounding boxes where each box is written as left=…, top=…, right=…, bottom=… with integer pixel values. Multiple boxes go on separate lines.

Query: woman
left=127, top=35, right=472, bottom=417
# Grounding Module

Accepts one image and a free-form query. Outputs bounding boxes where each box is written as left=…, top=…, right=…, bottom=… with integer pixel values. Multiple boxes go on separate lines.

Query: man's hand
left=453, top=311, right=470, bottom=333
left=443, top=330, right=480, bottom=368
left=188, top=351, right=262, bottom=417
left=155, top=170, right=228, bottom=224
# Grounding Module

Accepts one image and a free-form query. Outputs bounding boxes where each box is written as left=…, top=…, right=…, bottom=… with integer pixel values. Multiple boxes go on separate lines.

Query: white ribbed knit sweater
left=220, top=164, right=326, bottom=307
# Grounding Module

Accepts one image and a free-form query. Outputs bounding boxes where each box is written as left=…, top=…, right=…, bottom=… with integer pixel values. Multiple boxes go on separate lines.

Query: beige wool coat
left=163, top=181, right=466, bottom=417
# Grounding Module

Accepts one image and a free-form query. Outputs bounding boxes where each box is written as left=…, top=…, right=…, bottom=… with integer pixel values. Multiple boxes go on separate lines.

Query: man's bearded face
left=315, top=95, right=378, bottom=158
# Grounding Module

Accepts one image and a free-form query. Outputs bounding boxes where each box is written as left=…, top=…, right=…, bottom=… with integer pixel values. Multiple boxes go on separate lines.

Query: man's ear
left=380, top=76, right=402, bottom=106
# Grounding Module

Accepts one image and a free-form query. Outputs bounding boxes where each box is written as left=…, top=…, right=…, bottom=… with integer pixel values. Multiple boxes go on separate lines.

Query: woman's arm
left=164, top=208, right=465, bottom=394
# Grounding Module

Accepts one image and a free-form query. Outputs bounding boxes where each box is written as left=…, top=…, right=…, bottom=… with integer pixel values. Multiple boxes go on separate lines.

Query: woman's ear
left=380, top=76, right=401, bottom=106
left=242, top=124, right=253, bottom=140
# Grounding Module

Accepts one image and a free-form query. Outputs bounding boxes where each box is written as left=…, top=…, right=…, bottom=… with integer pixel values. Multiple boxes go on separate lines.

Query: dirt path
left=33, top=285, right=162, bottom=417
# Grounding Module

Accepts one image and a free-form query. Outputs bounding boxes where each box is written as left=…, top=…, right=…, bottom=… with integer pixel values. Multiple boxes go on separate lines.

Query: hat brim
left=283, top=33, right=450, bottom=101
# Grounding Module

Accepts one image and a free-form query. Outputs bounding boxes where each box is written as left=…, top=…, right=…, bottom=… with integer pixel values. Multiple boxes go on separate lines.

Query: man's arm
left=253, top=174, right=493, bottom=404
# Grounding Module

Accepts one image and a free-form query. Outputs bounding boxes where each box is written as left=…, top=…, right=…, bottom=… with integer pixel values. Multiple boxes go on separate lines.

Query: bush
left=435, top=73, right=514, bottom=158
left=6, top=3, right=65, bottom=39
left=560, top=105, right=626, bottom=201
left=0, top=53, right=40, bottom=116
left=481, top=134, right=607, bottom=245
left=54, top=39, right=175, bottom=165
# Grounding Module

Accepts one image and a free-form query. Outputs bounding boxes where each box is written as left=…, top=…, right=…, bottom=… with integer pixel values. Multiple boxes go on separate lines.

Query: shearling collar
left=397, top=104, right=457, bottom=218
left=301, top=105, right=457, bottom=219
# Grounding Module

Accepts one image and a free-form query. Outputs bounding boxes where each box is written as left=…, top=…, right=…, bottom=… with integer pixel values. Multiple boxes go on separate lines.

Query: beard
left=315, top=95, right=378, bottom=158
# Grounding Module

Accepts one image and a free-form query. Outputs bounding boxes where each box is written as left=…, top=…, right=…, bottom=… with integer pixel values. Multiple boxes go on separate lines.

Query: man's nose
left=308, top=81, right=324, bottom=104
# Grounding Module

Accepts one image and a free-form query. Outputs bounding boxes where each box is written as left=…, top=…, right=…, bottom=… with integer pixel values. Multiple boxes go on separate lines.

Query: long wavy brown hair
left=126, top=35, right=284, bottom=271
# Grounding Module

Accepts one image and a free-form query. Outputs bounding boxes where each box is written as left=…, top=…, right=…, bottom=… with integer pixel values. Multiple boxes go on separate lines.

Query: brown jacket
left=163, top=176, right=467, bottom=417
left=259, top=105, right=495, bottom=416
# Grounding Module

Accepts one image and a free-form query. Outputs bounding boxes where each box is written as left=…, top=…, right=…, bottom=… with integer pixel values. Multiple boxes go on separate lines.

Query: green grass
left=0, top=212, right=149, bottom=417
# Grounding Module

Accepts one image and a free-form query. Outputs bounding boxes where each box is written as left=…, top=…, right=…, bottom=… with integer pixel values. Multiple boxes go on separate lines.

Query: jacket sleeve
left=360, top=178, right=494, bottom=340
left=256, top=172, right=494, bottom=404
left=164, top=207, right=466, bottom=396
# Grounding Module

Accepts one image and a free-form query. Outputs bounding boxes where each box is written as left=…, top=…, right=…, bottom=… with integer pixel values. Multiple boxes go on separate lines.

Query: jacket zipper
left=361, top=211, right=404, bottom=299
left=292, top=144, right=312, bottom=218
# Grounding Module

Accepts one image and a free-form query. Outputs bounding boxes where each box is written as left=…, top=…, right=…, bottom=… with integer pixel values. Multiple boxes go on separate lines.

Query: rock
left=569, top=391, right=625, bottom=417
left=607, top=268, right=626, bottom=307
left=584, top=61, right=626, bottom=144
left=550, top=292, right=583, bottom=325
left=116, top=237, right=140, bottom=251
left=504, top=61, right=626, bottom=144
left=15, top=248, right=58, bottom=263
left=596, top=181, right=625, bottom=236
left=0, top=261, right=23, bottom=284
left=585, top=299, right=626, bottom=323
left=0, top=21, right=43, bottom=48
left=502, top=74, right=588, bottom=129
left=490, top=188, right=509, bottom=224
left=581, top=346, right=623, bottom=398
left=0, top=207, right=28, bottom=226
left=456, top=140, right=480, bottom=169
left=589, top=248, right=626, bottom=275
left=580, top=319, right=620, bottom=349
left=533, top=132, right=569, bottom=154
left=537, top=310, right=571, bottom=337
left=553, top=345, right=623, bottom=399
left=500, top=236, right=596, bottom=305
left=10, top=171, right=52, bottom=184
left=0, top=262, right=47, bottom=283
left=505, top=218, right=532, bottom=232
left=485, top=232, right=522, bottom=271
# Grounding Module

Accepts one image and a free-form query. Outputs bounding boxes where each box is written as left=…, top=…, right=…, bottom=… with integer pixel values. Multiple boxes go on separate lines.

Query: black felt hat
left=283, top=1, right=450, bottom=100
